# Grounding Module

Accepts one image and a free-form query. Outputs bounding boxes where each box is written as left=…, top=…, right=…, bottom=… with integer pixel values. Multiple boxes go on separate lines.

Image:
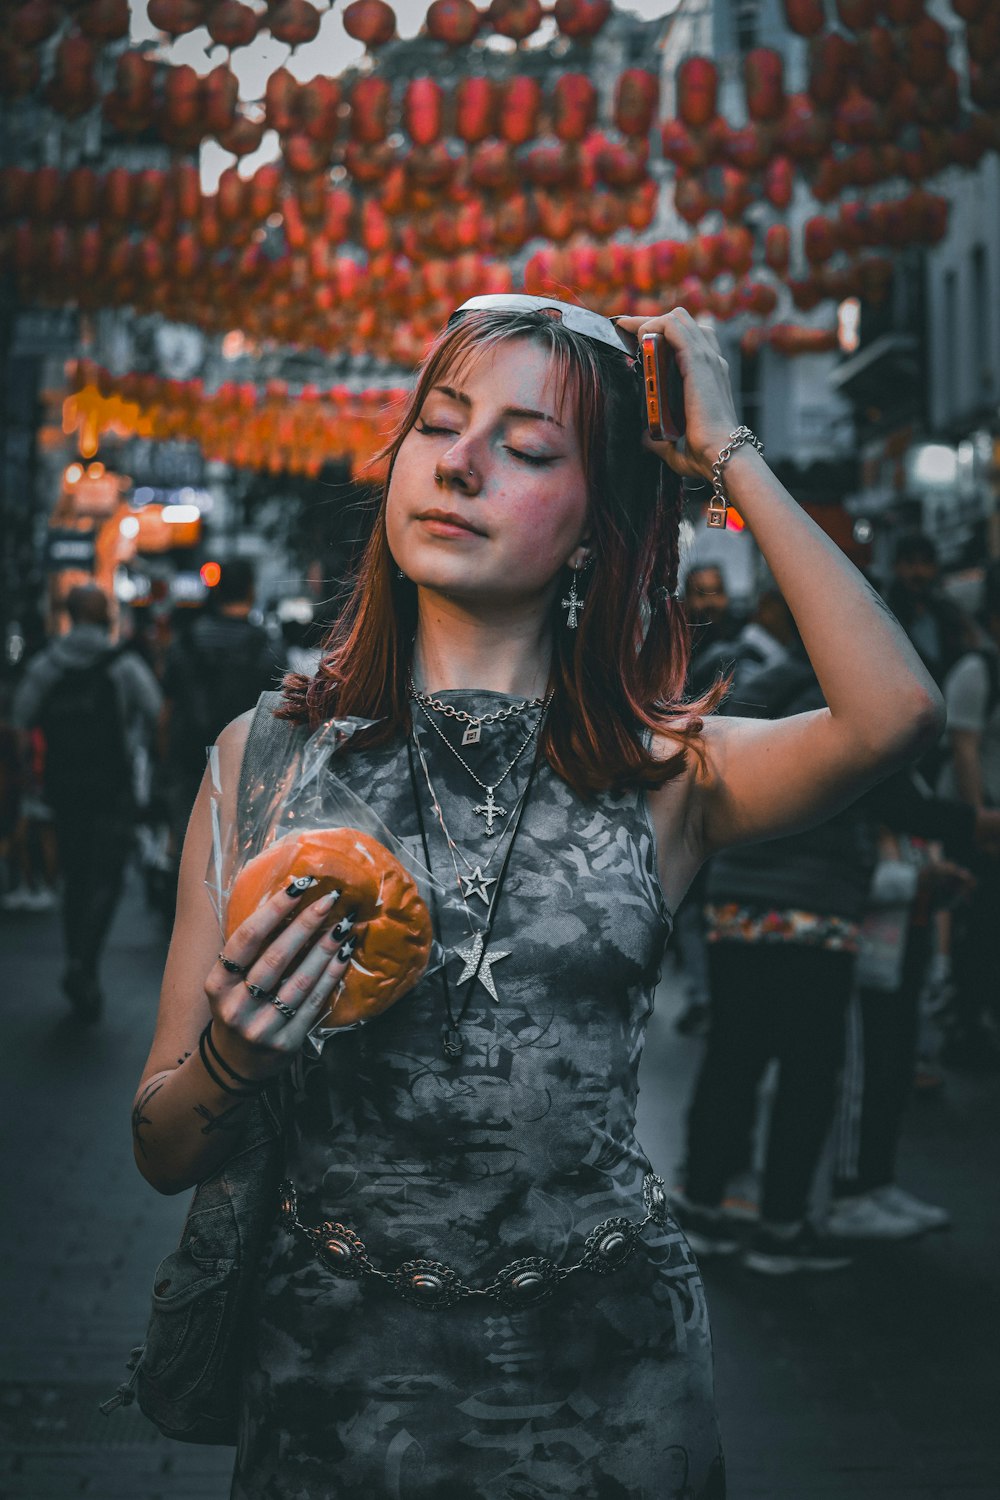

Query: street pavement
left=2, top=868, right=998, bottom=1499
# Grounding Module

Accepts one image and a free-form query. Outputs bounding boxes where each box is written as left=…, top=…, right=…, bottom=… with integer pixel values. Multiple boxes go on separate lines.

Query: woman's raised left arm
left=619, top=308, right=945, bottom=855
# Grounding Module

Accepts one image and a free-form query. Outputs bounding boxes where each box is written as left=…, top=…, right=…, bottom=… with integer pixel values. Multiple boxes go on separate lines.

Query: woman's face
left=386, top=338, right=589, bottom=610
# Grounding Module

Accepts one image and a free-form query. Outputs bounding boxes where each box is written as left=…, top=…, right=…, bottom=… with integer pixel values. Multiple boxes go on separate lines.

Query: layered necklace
left=405, top=683, right=551, bottom=1061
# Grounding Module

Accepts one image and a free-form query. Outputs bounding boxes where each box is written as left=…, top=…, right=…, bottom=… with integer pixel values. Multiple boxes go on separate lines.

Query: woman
left=132, top=299, right=942, bottom=1499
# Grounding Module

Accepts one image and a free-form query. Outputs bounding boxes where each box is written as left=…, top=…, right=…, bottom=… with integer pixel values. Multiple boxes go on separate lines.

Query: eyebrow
left=432, top=385, right=564, bottom=429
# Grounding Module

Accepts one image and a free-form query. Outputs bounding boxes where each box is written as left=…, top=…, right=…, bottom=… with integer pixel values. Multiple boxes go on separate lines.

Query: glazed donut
left=226, top=828, right=433, bottom=1028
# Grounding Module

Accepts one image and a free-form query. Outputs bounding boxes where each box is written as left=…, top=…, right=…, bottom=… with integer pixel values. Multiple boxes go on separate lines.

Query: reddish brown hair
left=278, top=309, right=723, bottom=795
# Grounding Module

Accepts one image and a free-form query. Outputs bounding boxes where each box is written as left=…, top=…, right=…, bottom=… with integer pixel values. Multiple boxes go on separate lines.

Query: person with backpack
left=158, top=559, right=283, bottom=881
left=12, top=584, right=162, bottom=1020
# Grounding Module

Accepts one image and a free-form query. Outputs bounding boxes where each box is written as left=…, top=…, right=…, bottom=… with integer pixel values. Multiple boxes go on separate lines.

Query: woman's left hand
left=615, top=308, right=741, bottom=482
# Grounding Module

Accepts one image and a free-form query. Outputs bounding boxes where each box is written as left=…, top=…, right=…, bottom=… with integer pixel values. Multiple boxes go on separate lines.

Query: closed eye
left=504, top=447, right=557, bottom=467
left=413, top=420, right=456, bottom=437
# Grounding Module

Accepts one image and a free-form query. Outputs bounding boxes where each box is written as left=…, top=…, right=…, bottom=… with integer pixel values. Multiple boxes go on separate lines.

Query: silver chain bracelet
left=707, top=425, right=764, bottom=529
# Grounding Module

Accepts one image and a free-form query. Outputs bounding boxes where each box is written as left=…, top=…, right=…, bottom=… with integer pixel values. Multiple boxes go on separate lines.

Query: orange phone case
left=641, top=333, right=685, bottom=443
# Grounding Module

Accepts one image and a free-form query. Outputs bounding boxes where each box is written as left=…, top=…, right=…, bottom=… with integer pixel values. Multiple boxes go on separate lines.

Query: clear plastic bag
left=205, top=716, right=449, bottom=1051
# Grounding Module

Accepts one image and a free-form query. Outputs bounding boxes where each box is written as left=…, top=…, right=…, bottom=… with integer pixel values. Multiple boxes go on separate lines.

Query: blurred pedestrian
left=159, top=559, right=283, bottom=872
left=674, top=646, right=875, bottom=1274
left=684, top=562, right=742, bottom=699
left=935, top=559, right=1000, bottom=1067
left=829, top=830, right=972, bottom=1240
left=12, top=584, right=162, bottom=1019
left=887, top=532, right=970, bottom=688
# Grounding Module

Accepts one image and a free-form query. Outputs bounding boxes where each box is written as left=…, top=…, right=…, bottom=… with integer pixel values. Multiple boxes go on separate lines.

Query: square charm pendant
left=461, top=723, right=482, bottom=746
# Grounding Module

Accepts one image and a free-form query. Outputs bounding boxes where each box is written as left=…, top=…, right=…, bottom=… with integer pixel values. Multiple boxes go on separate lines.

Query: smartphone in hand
left=641, top=332, right=686, bottom=443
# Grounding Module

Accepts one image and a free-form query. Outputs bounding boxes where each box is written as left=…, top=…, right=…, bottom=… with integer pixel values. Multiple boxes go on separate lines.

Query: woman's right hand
left=205, top=880, right=362, bottom=1082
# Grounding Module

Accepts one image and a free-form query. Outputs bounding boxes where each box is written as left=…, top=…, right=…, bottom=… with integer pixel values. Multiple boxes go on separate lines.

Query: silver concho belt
left=278, top=1172, right=670, bottom=1311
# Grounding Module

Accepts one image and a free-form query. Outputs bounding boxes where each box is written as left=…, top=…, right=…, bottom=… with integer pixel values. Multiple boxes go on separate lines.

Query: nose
left=435, top=443, right=480, bottom=494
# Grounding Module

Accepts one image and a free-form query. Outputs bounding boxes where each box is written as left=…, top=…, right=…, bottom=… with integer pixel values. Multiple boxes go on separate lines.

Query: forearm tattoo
left=131, top=1077, right=165, bottom=1159
left=193, top=1099, right=248, bottom=1135
left=862, top=579, right=902, bottom=627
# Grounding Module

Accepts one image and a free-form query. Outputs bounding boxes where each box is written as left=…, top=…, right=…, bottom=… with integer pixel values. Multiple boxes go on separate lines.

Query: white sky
left=128, top=0, right=680, bottom=190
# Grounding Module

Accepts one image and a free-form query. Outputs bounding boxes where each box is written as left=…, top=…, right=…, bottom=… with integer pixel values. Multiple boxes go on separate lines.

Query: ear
left=567, top=541, right=591, bottom=571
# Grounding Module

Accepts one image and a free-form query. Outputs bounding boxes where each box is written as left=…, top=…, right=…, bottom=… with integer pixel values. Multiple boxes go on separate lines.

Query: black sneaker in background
left=668, top=1193, right=742, bottom=1257
left=742, top=1221, right=853, bottom=1276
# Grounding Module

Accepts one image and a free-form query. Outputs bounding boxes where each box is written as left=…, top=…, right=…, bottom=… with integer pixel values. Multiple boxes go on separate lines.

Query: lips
left=416, top=509, right=486, bottom=536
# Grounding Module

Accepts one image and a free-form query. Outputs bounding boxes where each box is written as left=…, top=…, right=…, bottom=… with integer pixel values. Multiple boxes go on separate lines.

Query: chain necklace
left=405, top=728, right=546, bottom=1061
left=408, top=679, right=545, bottom=747
left=409, top=719, right=525, bottom=907
left=411, top=694, right=551, bottom=835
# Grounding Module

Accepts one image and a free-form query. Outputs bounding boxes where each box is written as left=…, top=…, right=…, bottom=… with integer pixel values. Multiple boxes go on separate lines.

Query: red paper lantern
left=172, top=160, right=201, bottom=221
left=721, top=121, right=767, bottom=171
left=147, top=0, right=206, bottom=37
left=857, top=26, right=898, bottom=103
left=660, top=120, right=703, bottom=170
left=204, top=63, right=238, bottom=135
left=835, top=86, right=884, bottom=145
left=217, top=112, right=265, bottom=156
left=161, top=62, right=202, bottom=131
left=406, top=142, right=456, bottom=190
left=348, top=76, right=391, bottom=144
left=455, top=77, right=497, bottom=143
left=906, top=15, right=948, bottom=86
left=614, top=69, right=659, bottom=137
left=498, top=76, right=541, bottom=145
left=676, top=57, right=718, bottom=129
left=882, top=0, right=923, bottom=21
left=11, top=0, right=62, bottom=45
left=720, top=223, right=753, bottom=275
left=779, top=93, right=833, bottom=159
left=343, top=140, right=395, bottom=183
left=487, top=0, right=543, bottom=41
left=593, top=136, right=649, bottom=189
left=553, top=0, right=611, bottom=39
left=283, top=134, right=333, bottom=175
left=674, top=173, right=710, bottom=225
left=625, top=178, right=658, bottom=232
left=469, top=140, right=517, bottom=191
left=29, top=166, right=61, bottom=223
left=745, top=49, right=785, bottom=122
left=836, top=0, right=876, bottom=27
left=0, top=167, right=29, bottom=220
left=48, top=34, right=98, bottom=119
left=782, top=0, right=824, bottom=36
left=764, top=154, right=794, bottom=209
left=808, top=34, right=856, bottom=107
left=268, top=0, right=321, bottom=47
left=764, top=223, right=790, bottom=274
left=426, top=0, right=481, bottom=44
left=917, top=68, right=959, bottom=126
left=524, top=142, right=578, bottom=189
left=207, top=0, right=259, bottom=48
left=265, top=67, right=298, bottom=133
left=546, top=74, right=593, bottom=144
left=342, top=0, right=396, bottom=47
left=114, top=49, right=155, bottom=111
left=297, top=77, right=341, bottom=142
left=404, top=78, right=444, bottom=146
left=65, top=166, right=100, bottom=222
left=535, top=191, right=577, bottom=240
left=0, top=42, right=40, bottom=99
left=77, top=0, right=130, bottom=39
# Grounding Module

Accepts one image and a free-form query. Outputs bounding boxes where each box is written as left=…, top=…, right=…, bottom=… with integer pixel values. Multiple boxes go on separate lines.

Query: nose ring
left=434, top=469, right=475, bottom=486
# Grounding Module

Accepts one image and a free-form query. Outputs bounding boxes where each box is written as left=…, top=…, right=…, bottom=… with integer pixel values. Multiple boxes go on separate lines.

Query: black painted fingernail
left=332, top=915, right=354, bottom=939
left=286, top=876, right=319, bottom=898
left=337, top=938, right=356, bottom=962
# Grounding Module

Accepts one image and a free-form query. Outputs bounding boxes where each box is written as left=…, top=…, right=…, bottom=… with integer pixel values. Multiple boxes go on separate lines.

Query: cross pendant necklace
left=473, top=787, right=506, bottom=835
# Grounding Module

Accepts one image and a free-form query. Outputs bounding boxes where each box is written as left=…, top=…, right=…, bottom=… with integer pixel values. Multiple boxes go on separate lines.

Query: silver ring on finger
left=218, top=953, right=248, bottom=976
left=271, top=996, right=297, bottom=1021
left=246, top=981, right=277, bottom=1003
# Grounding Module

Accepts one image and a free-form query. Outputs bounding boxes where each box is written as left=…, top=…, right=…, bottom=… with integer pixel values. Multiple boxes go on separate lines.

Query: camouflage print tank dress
left=230, top=691, right=725, bottom=1500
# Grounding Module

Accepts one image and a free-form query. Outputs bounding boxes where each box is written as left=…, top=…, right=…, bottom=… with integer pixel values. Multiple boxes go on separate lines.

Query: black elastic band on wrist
left=205, top=1019, right=266, bottom=1090
left=197, top=1024, right=265, bottom=1098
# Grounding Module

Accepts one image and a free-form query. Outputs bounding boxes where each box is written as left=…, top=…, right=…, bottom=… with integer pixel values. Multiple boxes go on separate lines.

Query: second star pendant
left=460, top=866, right=497, bottom=905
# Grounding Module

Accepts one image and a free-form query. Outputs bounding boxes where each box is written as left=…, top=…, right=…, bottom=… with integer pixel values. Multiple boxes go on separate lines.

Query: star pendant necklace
left=405, top=716, right=547, bottom=1061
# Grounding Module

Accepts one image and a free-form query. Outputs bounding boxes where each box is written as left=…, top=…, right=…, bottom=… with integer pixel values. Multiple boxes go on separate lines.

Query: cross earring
left=562, top=566, right=584, bottom=629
